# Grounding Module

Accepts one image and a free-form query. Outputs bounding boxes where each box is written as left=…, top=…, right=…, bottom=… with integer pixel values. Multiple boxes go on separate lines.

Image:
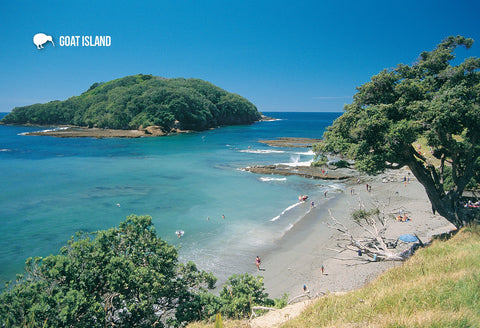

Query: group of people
left=464, top=200, right=480, bottom=208
left=396, top=213, right=410, bottom=222
left=298, top=194, right=309, bottom=202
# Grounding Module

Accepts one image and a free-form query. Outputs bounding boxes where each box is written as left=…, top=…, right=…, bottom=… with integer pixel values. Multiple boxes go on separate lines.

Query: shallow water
left=0, top=112, right=341, bottom=284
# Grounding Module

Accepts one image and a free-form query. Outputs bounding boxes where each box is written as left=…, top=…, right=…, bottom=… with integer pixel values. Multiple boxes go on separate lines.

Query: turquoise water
left=0, top=112, right=341, bottom=284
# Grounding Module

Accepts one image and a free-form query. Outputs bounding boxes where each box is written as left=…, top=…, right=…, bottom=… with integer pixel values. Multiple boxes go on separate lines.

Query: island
left=0, top=74, right=262, bottom=137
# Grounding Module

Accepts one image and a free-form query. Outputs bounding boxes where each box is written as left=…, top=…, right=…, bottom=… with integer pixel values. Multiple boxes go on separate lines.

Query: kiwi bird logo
left=33, top=33, right=55, bottom=49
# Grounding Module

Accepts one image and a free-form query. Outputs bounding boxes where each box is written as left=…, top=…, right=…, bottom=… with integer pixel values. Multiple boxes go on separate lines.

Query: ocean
left=0, top=112, right=342, bottom=285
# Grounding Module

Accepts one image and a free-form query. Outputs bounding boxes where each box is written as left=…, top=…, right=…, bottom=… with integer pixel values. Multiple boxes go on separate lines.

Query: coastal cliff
left=1, top=74, right=261, bottom=134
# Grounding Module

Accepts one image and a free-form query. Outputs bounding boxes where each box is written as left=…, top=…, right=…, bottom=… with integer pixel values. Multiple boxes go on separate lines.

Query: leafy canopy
left=315, top=36, right=480, bottom=227
left=0, top=215, right=216, bottom=327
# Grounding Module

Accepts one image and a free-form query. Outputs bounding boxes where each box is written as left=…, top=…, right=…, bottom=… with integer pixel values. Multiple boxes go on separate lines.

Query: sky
left=1, top=0, right=479, bottom=113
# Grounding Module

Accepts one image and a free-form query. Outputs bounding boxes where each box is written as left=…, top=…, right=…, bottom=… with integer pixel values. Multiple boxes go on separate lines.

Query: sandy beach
left=254, top=167, right=456, bottom=302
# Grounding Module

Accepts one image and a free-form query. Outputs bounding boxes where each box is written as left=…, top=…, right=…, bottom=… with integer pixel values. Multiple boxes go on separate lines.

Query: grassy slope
left=189, top=226, right=480, bottom=328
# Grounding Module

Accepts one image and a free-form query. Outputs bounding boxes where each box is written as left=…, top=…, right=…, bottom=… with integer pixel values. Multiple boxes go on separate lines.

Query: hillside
left=0, top=74, right=261, bottom=132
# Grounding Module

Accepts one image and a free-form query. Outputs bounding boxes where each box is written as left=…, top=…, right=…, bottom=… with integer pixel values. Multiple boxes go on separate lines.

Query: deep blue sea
left=0, top=112, right=342, bottom=285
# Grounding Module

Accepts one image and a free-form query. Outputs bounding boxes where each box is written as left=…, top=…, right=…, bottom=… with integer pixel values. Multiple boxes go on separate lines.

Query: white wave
left=284, top=223, right=294, bottom=232
left=282, top=202, right=303, bottom=214
left=276, top=159, right=313, bottom=167
left=239, top=149, right=285, bottom=154
left=276, top=153, right=313, bottom=167
left=270, top=201, right=303, bottom=222
left=328, top=184, right=342, bottom=189
left=259, top=177, right=287, bottom=182
left=294, top=150, right=315, bottom=156
left=19, top=127, right=69, bottom=136
left=270, top=215, right=281, bottom=222
left=263, top=118, right=283, bottom=122
left=0, top=149, right=11, bottom=152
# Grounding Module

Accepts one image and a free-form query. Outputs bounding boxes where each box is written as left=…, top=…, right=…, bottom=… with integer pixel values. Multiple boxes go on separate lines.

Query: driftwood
left=287, top=292, right=318, bottom=304
left=328, top=206, right=405, bottom=261
left=250, top=306, right=278, bottom=319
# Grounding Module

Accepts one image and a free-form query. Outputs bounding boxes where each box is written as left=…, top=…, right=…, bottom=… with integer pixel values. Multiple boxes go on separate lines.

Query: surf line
left=270, top=201, right=303, bottom=221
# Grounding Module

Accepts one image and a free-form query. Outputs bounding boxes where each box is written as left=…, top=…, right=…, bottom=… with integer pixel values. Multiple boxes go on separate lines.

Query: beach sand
left=254, top=167, right=456, bottom=302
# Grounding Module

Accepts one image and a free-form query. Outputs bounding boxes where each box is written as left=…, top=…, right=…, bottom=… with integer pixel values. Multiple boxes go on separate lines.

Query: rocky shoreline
left=23, top=126, right=191, bottom=138
left=258, top=137, right=322, bottom=148
left=244, top=164, right=358, bottom=180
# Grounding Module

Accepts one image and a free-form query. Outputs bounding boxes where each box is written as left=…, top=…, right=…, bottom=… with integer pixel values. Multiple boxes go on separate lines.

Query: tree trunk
left=407, top=156, right=477, bottom=228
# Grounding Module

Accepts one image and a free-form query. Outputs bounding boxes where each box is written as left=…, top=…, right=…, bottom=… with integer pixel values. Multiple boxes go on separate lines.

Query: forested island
left=0, top=74, right=261, bottom=134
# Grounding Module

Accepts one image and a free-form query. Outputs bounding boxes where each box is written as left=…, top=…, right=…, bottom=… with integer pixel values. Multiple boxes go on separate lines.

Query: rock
left=244, top=164, right=356, bottom=180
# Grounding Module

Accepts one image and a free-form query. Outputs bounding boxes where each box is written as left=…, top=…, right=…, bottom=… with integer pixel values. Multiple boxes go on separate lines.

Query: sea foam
left=239, top=149, right=285, bottom=154
left=259, top=177, right=287, bottom=182
left=18, top=127, right=69, bottom=136
left=270, top=201, right=303, bottom=221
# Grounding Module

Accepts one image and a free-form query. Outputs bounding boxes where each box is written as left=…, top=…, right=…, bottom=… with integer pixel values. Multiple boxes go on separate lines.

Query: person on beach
left=255, top=256, right=261, bottom=270
left=321, top=264, right=325, bottom=275
left=303, top=284, right=309, bottom=293
left=311, top=201, right=315, bottom=208
left=350, top=187, right=354, bottom=195
left=366, top=183, right=369, bottom=191
left=324, top=190, right=327, bottom=198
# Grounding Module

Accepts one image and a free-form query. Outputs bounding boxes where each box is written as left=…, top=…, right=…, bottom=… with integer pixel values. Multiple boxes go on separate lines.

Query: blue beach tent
left=398, top=234, right=418, bottom=243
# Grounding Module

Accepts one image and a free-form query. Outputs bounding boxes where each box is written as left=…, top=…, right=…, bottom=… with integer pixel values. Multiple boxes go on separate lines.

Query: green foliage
left=219, top=273, right=270, bottom=319
left=1, top=75, right=261, bottom=131
left=273, top=293, right=289, bottom=308
left=332, top=159, right=349, bottom=168
left=351, top=208, right=381, bottom=224
left=316, top=36, right=480, bottom=227
left=0, top=215, right=216, bottom=327
left=311, top=154, right=328, bottom=167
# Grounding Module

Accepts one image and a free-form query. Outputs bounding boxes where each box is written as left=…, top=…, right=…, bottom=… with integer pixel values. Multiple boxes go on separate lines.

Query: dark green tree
left=315, top=36, right=480, bottom=228
left=0, top=215, right=216, bottom=327
left=219, top=273, right=270, bottom=319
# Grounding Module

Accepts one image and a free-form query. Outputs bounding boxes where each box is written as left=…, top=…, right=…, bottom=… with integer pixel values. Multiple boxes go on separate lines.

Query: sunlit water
left=0, top=112, right=342, bottom=284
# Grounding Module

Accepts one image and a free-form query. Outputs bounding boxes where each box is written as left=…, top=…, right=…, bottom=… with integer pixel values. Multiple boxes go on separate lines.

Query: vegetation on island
left=0, top=215, right=285, bottom=328
left=314, top=36, right=480, bottom=228
left=0, top=75, right=261, bottom=132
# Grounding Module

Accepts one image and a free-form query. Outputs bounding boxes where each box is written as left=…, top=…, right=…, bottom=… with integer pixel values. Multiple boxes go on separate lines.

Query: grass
left=188, top=225, right=480, bottom=328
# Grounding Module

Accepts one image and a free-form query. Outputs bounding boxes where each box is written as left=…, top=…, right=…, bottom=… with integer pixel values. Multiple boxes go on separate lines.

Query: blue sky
left=1, top=0, right=479, bottom=112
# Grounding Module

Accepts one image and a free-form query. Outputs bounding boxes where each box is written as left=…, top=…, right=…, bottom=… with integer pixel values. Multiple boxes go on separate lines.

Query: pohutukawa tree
left=315, top=36, right=480, bottom=228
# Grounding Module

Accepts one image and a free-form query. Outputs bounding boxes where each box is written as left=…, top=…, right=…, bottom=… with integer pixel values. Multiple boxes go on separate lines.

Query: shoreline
left=252, top=167, right=456, bottom=300
left=7, top=115, right=276, bottom=139
left=19, top=126, right=187, bottom=138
